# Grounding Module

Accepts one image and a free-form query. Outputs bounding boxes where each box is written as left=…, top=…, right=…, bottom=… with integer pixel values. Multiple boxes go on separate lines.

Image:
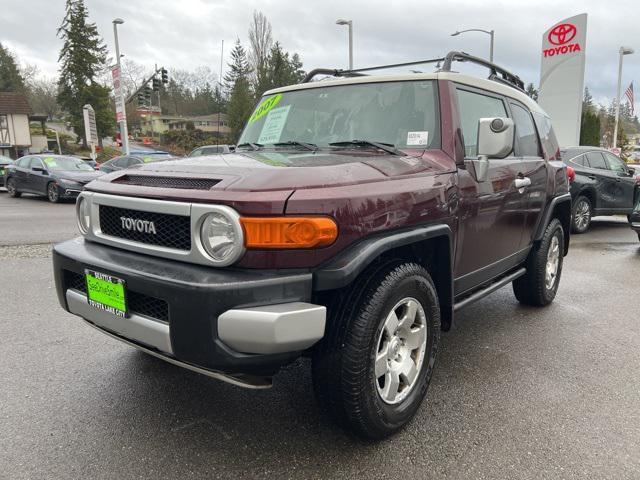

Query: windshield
left=239, top=80, right=440, bottom=150
left=43, top=156, right=94, bottom=171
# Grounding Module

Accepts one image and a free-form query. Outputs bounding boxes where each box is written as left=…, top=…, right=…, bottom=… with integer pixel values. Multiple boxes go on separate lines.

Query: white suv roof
left=267, top=71, right=545, bottom=116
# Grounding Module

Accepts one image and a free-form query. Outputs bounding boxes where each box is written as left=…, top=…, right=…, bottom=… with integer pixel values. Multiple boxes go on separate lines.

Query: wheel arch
left=313, top=224, right=454, bottom=331
left=576, top=186, right=597, bottom=211
left=534, top=193, right=571, bottom=255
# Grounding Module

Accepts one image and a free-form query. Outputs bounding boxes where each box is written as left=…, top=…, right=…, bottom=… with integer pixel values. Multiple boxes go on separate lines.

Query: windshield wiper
left=329, top=140, right=406, bottom=156
left=273, top=140, right=318, bottom=151
left=236, top=142, right=263, bottom=151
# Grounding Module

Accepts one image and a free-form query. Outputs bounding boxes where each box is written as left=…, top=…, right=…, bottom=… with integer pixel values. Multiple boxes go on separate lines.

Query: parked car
left=628, top=145, right=640, bottom=162
left=629, top=201, right=640, bottom=241
left=0, top=155, right=13, bottom=187
left=74, top=155, right=99, bottom=170
left=5, top=154, right=103, bottom=202
left=561, top=146, right=637, bottom=233
left=188, top=145, right=233, bottom=156
left=53, top=51, right=571, bottom=440
left=99, top=152, right=173, bottom=173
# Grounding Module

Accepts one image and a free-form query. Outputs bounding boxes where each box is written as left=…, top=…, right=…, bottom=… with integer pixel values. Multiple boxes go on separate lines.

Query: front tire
left=571, top=195, right=592, bottom=233
left=47, top=182, right=60, bottom=203
left=313, top=261, right=440, bottom=440
left=513, top=218, right=564, bottom=306
left=6, top=178, right=21, bottom=197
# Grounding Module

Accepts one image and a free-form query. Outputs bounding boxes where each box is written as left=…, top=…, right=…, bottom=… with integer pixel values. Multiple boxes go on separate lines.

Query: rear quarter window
left=532, top=112, right=559, bottom=160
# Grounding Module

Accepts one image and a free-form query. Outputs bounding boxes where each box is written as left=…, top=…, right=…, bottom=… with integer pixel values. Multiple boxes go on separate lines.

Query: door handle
left=588, top=175, right=596, bottom=180
left=514, top=177, right=531, bottom=189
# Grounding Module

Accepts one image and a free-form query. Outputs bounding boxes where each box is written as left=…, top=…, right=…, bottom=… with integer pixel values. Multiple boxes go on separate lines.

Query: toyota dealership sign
left=538, top=13, right=588, bottom=147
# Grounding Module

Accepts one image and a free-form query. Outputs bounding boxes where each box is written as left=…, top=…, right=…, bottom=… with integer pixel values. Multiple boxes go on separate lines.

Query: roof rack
left=301, top=50, right=525, bottom=93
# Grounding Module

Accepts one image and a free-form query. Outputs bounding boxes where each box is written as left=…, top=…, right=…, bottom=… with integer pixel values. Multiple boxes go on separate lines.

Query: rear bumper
left=53, top=238, right=326, bottom=379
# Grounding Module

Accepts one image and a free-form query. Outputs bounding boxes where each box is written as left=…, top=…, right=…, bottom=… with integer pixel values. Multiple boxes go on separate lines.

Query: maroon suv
left=53, top=52, right=571, bottom=439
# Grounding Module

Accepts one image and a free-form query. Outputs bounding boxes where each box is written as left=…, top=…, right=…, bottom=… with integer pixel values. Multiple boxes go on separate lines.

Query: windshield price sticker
left=44, top=157, right=58, bottom=168
left=249, top=94, right=282, bottom=123
left=257, top=105, right=291, bottom=144
left=407, top=131, right=429, bottom=146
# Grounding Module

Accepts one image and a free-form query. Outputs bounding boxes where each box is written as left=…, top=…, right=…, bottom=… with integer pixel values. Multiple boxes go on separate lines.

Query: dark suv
left=52, top=52, right=571, bottom=439
left=561, top=146, right=637, bottom=233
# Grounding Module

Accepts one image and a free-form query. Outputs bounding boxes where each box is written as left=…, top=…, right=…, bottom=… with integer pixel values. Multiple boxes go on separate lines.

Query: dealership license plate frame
left=84, top=269, right=129, bottom=318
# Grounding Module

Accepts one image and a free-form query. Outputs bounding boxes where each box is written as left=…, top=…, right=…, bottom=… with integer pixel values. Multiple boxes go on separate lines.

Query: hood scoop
left=112, top=174, right=221, bottom=190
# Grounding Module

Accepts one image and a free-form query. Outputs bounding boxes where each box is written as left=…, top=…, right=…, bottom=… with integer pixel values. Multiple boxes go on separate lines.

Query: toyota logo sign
left=548, top=23, right=577, bottom=45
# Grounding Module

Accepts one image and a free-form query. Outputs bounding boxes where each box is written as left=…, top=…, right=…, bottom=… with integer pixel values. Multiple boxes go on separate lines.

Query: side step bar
left=454, top=268, right=526, bottom=312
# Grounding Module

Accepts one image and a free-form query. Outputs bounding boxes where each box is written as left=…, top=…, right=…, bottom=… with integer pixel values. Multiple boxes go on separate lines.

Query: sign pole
left=113, top=21, right=130, bottom=155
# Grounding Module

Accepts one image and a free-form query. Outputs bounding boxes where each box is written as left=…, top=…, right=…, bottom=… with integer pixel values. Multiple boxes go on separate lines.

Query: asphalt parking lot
left=1, top=192, right=639, bottom=480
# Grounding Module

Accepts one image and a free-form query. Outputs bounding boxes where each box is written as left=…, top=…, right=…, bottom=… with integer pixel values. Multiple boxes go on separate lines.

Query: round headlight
left=76, top=196, right=91, bottom=234
left=199, top=208, right=244, bottom=265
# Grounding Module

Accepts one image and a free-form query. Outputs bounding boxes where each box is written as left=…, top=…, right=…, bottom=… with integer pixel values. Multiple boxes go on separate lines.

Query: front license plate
left=85, top=270, right=128, bottom=317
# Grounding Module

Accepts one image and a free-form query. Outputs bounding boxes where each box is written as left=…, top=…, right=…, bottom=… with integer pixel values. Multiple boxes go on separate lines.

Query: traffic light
left=144, top=86, right=152, bottom=101
left=152, top=77, right=161, bottom=91
left=161, top=68, right=168, bottom=84
left=137, top=92, right=146, bottom=106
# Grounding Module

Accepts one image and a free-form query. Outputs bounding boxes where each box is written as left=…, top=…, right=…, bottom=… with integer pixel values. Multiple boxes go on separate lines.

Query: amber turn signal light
left=240, top=217, right=338, bottom=249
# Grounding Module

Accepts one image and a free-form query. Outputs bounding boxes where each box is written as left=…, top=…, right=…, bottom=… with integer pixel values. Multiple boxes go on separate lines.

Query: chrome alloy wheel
left=375, top=297, right=427, bottom=405
left=574, top=200, right=590, bottom=231
left=545, top=235, right=561, bottom=290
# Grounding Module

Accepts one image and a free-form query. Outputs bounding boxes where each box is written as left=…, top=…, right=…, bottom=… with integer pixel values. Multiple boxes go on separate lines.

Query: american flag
left=625, top=82, right=634, bottom=116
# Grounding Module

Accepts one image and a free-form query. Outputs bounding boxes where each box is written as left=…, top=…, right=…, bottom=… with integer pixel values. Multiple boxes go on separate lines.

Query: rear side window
left=532, top=113, right=559, bottom=160
left=572, top=154, right=588, bottom=167
left=586, top=152, right=607, bottom=169
left=17, top=157, right=31, bottom=167
left=510, top=103, right=541, bottom=157
left=456, top=88, right=507, bottom=157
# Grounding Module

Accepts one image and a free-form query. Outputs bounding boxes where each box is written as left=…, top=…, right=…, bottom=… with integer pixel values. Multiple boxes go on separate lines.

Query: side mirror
left=628, top=167, right=635, bottom=176
left=465, top=117, right=515, bottom=182
left=32, top=166, right=48, bottom=174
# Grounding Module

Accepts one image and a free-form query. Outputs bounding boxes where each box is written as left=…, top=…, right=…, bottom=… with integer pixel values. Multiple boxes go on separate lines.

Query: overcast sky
left=3, top=0, right=638, bottom=109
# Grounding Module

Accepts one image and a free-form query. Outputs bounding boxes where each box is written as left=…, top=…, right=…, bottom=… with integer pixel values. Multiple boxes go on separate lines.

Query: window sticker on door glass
left=257, top=105, right=291, bottom=144
left=43, top=157, right=57, bottom=168
left=407, top=131, right=429, bottom=146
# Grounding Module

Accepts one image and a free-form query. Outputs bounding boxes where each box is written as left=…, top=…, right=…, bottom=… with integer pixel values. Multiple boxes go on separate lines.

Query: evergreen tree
left=580, top=87, right=600, bottom=146
left=224, top=40, right=253, bottom=142
left=525, top=83, right=538, bottom=102
left=57, top=0, right=113, bottom=146
left=0, top=43, right=26, bottom=92
left=224, top=39, right=251, bottom=96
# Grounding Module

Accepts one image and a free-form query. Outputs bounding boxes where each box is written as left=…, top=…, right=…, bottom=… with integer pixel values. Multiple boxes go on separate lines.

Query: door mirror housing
left=627, top=167, right=635, bottom=176
left=32, top=166, right=48, bottom=174
left=465, top=117, right=515, bottom=182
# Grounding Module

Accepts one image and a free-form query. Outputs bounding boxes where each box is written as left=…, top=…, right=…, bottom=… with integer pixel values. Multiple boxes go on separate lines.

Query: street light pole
left=451, top=28, right=495, bottom=63
left=336, top=19, right=353, bottom=70
left=113, top=18, right=130, bottom=155
left=613, top=46, right=634, bottom=149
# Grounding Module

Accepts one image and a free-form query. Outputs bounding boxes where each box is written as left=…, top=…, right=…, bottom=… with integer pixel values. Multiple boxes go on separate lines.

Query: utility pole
left=613, top=46, right=634, bottom=149
left=112, top=18, right=130, bottom=154
left=217, top=39, right=224, bottom=147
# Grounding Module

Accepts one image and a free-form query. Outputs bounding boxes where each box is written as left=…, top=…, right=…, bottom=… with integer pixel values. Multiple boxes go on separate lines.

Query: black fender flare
left=534, top=193, right=572, bottom=253
left=313, top=224, right=454, bottom=329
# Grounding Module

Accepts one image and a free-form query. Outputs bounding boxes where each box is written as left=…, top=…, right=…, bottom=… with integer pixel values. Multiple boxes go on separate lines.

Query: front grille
left=113, top=175, right=220, bottom=190
left=99, top=205, right=191, bottom=251
left=64, top=270, right=169, bottom=322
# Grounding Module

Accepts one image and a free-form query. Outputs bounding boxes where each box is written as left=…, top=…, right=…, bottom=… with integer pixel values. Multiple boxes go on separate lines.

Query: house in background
left=0, top=91, right=32, bottom=158
left=168, top=114, right=230, bottom=137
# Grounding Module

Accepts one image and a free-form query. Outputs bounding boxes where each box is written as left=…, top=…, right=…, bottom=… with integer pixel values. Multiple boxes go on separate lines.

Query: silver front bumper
left=66, top=289, right=172, bottom=353
left=66, top=289, right=326, bottom=357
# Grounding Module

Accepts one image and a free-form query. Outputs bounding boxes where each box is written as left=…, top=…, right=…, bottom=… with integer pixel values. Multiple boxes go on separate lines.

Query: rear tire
left=312, top=261, right=440, bottom=440
left=47, top=182, right=60, bottom=203
left=513, top=218, right=564, bottom=306
left=571, top=195, right=592, bottom=233
left=6, top=178, right=20, bottom=197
